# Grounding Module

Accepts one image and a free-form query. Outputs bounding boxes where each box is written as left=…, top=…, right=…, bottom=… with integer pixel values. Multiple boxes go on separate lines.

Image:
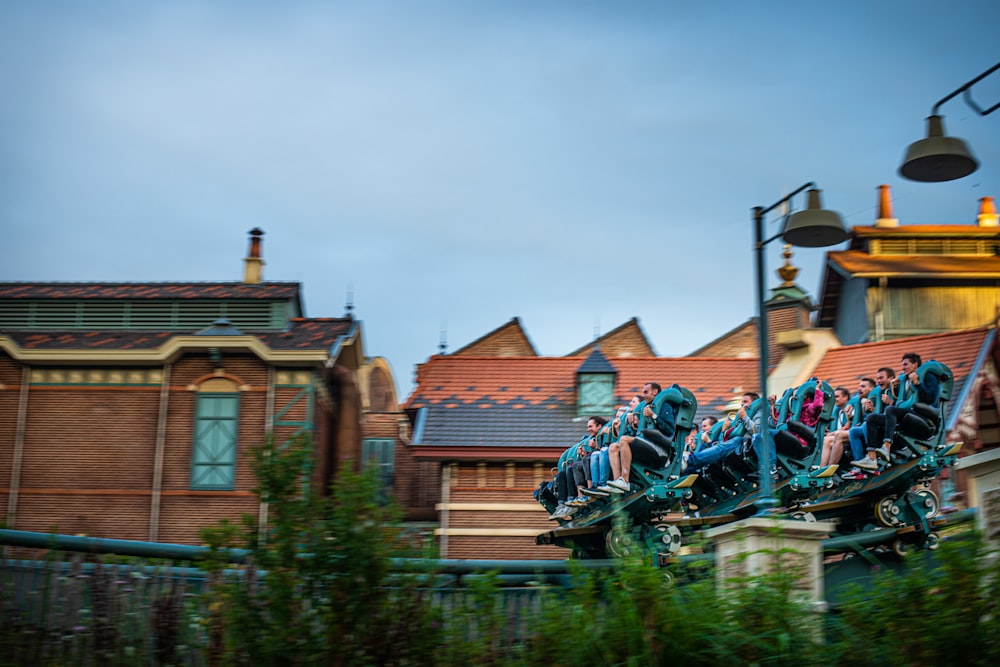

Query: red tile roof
left=811, top=327, right=992, bottom=419
left=405, top=355, right=759, bottom=448
left=0, top=282, right=301, bottom=300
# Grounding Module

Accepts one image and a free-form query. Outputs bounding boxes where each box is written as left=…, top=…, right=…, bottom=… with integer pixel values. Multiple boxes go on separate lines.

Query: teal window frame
left=362, top=438, right=395, bottom=488
left=191, top=392, right=240, bottom=490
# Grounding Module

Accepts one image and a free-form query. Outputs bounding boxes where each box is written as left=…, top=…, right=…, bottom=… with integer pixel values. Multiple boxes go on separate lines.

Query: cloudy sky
left=2, top=1, right=999, bottom=397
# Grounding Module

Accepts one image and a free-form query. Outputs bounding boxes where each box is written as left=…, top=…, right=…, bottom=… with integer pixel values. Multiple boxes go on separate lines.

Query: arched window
left=192, top=378, right=240, bottom=490
left=368, top=367, right=392, bottom=412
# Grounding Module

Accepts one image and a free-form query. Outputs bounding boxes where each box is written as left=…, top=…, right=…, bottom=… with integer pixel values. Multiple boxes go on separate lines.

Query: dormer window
left=576, top=348, right=617, bottom=417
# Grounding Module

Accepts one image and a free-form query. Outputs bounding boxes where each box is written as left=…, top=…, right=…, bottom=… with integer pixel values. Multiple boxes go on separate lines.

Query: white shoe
left=609, top=478, right=630, bottom=491
left=853, top=457, right=878, bottom=471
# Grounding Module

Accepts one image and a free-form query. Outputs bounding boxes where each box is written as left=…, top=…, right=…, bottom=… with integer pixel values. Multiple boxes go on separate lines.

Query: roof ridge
left=829, top=326, right=992, bottom=352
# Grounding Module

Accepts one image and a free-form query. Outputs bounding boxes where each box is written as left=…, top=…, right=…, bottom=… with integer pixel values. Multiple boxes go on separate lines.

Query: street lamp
left=753, top=183, right=849, bottom=513
left=899, top=61, right=1000, bottom=182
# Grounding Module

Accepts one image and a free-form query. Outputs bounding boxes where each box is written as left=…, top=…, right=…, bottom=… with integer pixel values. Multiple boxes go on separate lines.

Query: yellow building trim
left=0, top=334, right=333, bottom=365
left=434, top=528, right=543, bottom=537
left=435, top=503, right=542, bottom=512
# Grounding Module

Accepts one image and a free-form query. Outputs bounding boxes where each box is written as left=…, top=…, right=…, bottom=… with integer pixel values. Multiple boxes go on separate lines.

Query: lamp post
left=753, top=183, right=849, bottom=513
left=899, top=61, right=1000, bottom=182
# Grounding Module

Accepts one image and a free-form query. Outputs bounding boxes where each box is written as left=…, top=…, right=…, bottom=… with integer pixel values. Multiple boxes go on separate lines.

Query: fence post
left=705, top=517, right=835, bottom=611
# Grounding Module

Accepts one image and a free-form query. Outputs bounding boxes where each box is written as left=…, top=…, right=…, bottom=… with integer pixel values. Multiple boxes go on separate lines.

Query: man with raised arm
left=605, top=382, right=676, bottom=493
left=854, top=352, right=940, bottom=471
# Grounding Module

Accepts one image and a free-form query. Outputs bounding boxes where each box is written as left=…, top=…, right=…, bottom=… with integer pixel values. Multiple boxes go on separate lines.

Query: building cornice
left=0, top=334, right=333, bottom=366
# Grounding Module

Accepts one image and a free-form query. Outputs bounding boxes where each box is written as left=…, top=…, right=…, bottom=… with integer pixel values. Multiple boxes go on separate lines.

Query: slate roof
left=810, top=327, right=995, bottom=430
left=576, top=347, right=617, bottom=374
left=405, top=356, right=760, bottom=448
left=2, top=318, right=353, bottom=351
left=0, top=282, right=302, bottom=300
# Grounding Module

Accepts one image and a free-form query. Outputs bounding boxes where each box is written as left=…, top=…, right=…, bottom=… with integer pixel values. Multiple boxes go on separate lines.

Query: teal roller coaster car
left=535, top=362, right=960, bottom=561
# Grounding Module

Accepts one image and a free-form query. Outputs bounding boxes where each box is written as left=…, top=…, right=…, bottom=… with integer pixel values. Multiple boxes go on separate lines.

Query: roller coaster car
left=787, top=361, right=960, bottom=555
left=535, top=362, right=960, bottom=561
left=534, top=384, right=701, bottom=558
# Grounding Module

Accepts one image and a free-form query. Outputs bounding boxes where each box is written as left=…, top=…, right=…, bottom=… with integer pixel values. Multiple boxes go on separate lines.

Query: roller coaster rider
left=856, top=352, right=940, bottom=471
left=680, top=392, right=759, bottom=474
left=606, top=382, right=676, bottom=493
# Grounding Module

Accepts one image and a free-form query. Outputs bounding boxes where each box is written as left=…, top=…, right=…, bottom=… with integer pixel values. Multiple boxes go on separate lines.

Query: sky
left=2, top=1, right=999, bottom=398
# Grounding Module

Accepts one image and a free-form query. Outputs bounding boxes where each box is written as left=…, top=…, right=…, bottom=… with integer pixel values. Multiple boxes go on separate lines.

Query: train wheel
left=655, top=524, right=683, bottom=556
left=605, top=527, right=640, bottom=559
left=875, top=496, right=902, bottom=527
left=925, top=532, right=941, bottom=550
left=892, top=539, right=913, bottom=558
left=913, top=489, right=941, bottom=519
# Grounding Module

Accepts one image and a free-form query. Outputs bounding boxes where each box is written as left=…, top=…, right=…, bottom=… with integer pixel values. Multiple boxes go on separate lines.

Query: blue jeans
left=590, top=448, right=610, bottom=486
left=751, top=429, right=778, bottom=468
left=848, top=424, right=866, bottom=460
left=682, top=436, right=742, bottom=473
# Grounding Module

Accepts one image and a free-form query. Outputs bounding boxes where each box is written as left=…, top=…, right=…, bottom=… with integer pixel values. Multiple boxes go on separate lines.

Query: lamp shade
left=780, top=188, right=850, bottom=248
left=899, top=115, right=979, bottom=182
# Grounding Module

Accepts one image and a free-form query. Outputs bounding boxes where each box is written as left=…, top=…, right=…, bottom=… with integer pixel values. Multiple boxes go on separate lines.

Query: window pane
left=192, top=393, right=239, bottom=490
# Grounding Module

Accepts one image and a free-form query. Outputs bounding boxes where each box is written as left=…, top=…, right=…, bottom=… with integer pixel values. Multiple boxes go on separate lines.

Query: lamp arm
left=757, top=181, right=816, bottom=218
left=931, top=61, right=1000, bottom=116
left=962, top=88, right=1000, bottom=117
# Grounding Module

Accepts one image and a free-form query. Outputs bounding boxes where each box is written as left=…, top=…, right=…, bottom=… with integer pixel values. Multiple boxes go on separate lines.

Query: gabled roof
left=0, top=282, right=302, bottom=301
left=576, top=347, right=617, bottom=374
left=568, top=317, right=656, bottom=357
left=450, top=317, right=538, bottom=357
left=405, top=356, right=759, bottom=450
left=687, top=318, right=758, bottom=358
left=810, top=327, right=994, bottom=430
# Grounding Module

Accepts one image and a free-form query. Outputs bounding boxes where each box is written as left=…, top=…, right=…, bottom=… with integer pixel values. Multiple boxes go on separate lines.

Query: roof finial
left=345, top=283, right=354, bottom=315
left=978, top=196, right=998, bottom=227
left=243, top=228, right=265, bottom=284
left=777, top=244, right=799, bottom=286
left=875, top=184, right=899, bottom=227
left=438, top=321, right=448, bottom=354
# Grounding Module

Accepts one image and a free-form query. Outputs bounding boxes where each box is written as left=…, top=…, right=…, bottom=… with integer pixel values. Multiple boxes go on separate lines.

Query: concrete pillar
left=705, top=517, right=835, bottom=610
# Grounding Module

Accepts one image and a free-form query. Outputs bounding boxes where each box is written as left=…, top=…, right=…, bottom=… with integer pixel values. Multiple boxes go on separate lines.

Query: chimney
left=243, top=228, right=265, bottom=284
left=978, top=196, right=998, bottom=227
left=875, top=184, right=898, bottom=227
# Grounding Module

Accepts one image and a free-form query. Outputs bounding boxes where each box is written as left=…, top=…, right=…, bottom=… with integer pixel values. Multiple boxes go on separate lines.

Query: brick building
left=0, top=230, right=405, bottom=543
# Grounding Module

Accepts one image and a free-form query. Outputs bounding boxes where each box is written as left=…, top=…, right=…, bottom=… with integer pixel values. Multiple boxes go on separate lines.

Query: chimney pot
left=978, top=196, right=998, bottom=227
left=243, top=228, right=265, bottom=284
left=875, top=184, right=898, bottom=227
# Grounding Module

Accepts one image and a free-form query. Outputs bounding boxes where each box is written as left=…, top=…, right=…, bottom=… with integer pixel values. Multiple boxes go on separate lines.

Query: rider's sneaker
left=875, top=445, right=891, bottom=462
left=841, top=467, right=865, bottom=481
left=609, top=477, right=630, bottom=491
left=852, top=457, right=878, bottom=471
